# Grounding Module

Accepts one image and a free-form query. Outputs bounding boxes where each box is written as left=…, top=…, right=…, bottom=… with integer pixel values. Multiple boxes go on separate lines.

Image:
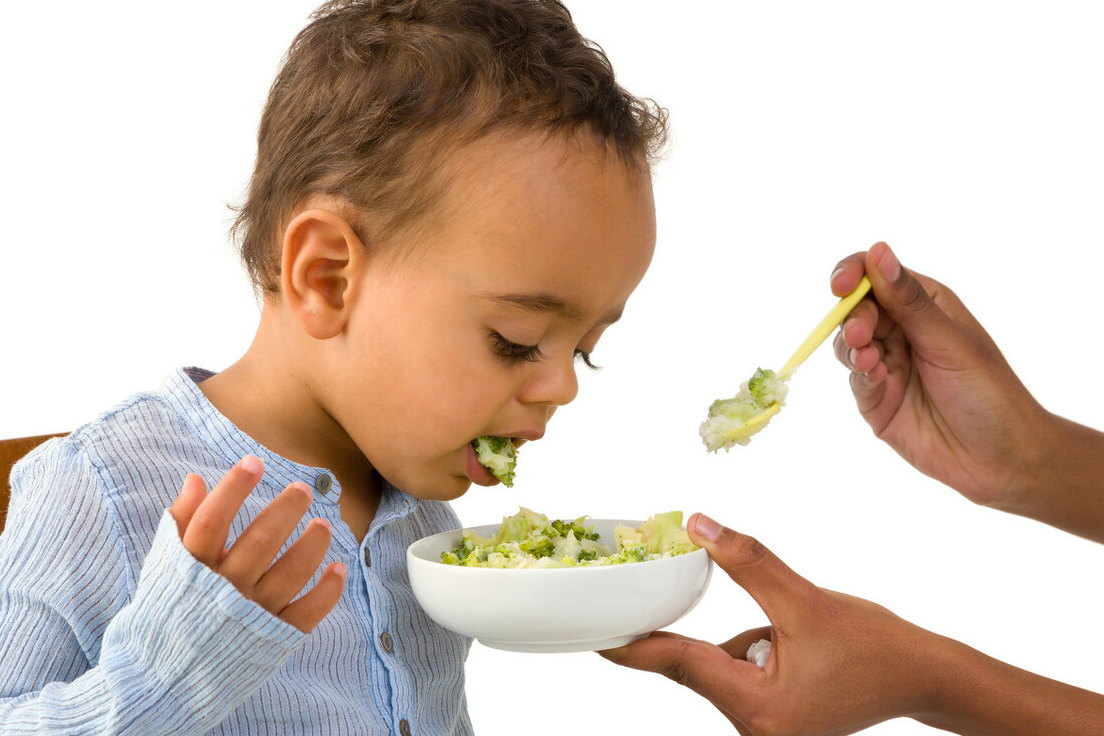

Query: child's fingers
left=169, top=473, right=208, bottom=538
left=218, top=482, right=314, bottom=585
left=182, top=456, right=264, bottom=567
left=278, top=561, right=347, bottom=633
left=250, top=517, right=334, bottom=612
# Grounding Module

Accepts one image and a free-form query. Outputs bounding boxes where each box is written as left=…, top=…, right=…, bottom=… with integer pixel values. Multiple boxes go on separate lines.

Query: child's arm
left=601, top=514, right=1104, bottom=735
left=832, top=242, right=1104, bottom=543
left=0, top=451, right=343, bottom=735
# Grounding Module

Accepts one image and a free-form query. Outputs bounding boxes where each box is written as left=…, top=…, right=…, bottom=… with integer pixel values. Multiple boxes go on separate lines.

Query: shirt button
left=379, top=631, right=394, bottom=653
left=399, top=719, right=412, bottom=736
left=363, top=547, right=371, bottom=567
left=315, top=473, right=333, bottom=494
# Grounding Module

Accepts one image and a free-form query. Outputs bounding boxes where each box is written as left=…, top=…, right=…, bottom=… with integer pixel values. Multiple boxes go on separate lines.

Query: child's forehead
left=440, top=128, right=650, bottom=211
left=349, top=127, right=654, bottom=271
left=407, top=128, right=656, bottom=297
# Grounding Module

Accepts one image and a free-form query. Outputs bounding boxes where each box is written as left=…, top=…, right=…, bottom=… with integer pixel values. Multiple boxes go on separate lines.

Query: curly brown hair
left=232, top=0, right=668, bottom=295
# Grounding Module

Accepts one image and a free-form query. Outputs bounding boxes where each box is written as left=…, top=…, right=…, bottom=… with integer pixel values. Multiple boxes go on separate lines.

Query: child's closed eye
left=489, top=333, right=600, bottom=371
left=490, top=332, right=545, bottom=363
left=573, top=349, right=600, bottom=371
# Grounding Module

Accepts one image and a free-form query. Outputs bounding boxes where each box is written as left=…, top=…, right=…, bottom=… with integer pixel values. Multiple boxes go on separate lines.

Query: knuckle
left=186, top=508, right=221, bottom=539
left=246, top=527, right=285, bottom=554
left=728, top=531, right=769, bottom=566
left=657, top=640, right=696, bottom=686
left=898, top=274, right=930, bottom=314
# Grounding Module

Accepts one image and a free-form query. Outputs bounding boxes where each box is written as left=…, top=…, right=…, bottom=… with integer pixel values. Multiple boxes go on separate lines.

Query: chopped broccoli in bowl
left=441, top=507, right=697, bottom=568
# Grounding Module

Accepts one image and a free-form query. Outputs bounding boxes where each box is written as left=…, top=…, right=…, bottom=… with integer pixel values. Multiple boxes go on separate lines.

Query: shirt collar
left=161, top=367, right=421, bottom=527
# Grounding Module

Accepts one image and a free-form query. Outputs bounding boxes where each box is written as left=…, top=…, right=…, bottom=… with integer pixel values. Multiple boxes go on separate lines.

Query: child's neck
left=198, top=328, right=381, bottom=542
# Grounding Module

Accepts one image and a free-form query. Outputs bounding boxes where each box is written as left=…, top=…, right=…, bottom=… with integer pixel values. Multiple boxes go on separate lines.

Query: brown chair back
left=1, top=434, right=67, bottom=527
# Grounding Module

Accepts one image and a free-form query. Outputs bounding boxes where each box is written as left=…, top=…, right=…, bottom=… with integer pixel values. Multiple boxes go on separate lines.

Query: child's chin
left=411, top=475, right=481, bottom=502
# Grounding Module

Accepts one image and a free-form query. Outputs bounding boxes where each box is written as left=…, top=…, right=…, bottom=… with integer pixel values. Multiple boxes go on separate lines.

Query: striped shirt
left=0, top=367, right=472, bottom=735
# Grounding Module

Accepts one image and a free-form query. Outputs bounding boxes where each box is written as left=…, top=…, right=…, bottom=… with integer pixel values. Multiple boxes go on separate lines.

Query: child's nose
left=518, top=357, right=579, bottom=407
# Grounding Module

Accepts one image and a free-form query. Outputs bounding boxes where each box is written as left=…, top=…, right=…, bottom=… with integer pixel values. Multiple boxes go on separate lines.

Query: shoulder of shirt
left=11, top=383, right=179, bottom=487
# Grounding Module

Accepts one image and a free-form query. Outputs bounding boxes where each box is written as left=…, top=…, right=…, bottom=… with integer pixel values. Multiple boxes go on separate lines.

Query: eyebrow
left=487, top=292, right=623, bottom=326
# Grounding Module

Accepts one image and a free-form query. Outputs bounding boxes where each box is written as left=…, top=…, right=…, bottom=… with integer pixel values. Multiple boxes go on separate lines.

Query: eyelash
left=489, top=333, right=600, bottom=371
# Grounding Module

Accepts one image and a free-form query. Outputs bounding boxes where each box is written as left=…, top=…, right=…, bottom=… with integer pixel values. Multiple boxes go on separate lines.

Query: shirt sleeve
left=0, top=440, right=305, bottom=735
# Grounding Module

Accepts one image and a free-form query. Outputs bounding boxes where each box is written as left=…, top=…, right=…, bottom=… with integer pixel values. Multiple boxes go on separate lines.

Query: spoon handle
left=780, top=276, right=872, bottom=375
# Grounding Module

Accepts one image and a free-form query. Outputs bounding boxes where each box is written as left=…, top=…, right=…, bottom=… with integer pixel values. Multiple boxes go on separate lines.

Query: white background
left=2, top=2, right=1103, bottom=734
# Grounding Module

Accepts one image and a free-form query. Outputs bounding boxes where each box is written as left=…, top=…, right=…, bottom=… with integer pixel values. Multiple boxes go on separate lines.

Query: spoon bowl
left=700, top=276, right=872, bottom=451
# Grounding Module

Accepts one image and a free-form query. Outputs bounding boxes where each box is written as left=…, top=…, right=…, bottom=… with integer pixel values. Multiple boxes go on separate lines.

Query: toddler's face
left=327, top=132, right=656, bottom=500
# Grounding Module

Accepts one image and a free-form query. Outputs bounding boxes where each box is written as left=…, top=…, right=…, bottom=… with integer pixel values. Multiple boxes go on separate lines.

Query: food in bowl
left=407, top=511, right=713, bottom=652
left=441, top=507, right=697, bottom=568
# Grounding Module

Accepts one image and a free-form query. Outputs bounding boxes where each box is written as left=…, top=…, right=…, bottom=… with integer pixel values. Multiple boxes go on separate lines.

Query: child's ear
left=280, top=208, right=364, bottom=339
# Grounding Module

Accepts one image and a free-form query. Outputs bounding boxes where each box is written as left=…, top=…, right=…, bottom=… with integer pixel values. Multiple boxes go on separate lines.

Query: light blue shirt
left=0, top=367, right=472, bottom=735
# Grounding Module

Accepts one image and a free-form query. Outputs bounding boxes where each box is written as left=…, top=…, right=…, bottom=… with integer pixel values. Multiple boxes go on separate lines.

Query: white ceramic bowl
left=407, top=519, right=713, bottom=653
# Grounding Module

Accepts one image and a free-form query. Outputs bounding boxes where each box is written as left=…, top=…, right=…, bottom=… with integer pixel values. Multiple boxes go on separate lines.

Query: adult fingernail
left=876, top=244, right=901, bottom=282
left=241, top=455, right=263, bottom=474
left=692, top=513, right=723, bottom=542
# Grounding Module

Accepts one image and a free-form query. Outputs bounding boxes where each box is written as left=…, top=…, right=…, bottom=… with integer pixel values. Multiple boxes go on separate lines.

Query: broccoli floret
left=746, top=368, right=784, bottom=407
left=440, top=551, right=462, bottom=565
left=519, top=537, right=555, bottom=558
left=606, top=544, right=648, bottom=565
left=472, top=435, right=518, bottom=487
left=442, top=539, right=474, bottom=565
left=549, top=519, right=571, bottom=537
left=550, top=517, right=600, bottom=541
left=576, top=549, right=597, bottom=563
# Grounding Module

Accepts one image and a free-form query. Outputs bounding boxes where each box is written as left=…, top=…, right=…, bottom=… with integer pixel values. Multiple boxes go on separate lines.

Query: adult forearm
left=918, top=636, right=1104, bottom=735
left=994, top=412, right=1104, bottom=544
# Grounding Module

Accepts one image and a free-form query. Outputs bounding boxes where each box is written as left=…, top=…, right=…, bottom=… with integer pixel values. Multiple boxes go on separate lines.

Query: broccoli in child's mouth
left=472, top=435, right=518, bottom=487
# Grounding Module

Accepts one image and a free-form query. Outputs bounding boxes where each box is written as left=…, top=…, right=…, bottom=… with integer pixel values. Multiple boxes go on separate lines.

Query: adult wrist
left=993, top=410, right=1104, bottom=542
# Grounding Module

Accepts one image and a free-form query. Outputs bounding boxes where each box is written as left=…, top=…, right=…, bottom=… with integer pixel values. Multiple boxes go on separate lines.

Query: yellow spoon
left=700, top=275, right=872, bottom=450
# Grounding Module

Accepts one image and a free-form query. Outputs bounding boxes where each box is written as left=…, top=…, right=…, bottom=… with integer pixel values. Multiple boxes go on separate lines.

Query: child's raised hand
left=168, top=456, right=346, bottom=633
left=829, top=242, right=1045, bottom=508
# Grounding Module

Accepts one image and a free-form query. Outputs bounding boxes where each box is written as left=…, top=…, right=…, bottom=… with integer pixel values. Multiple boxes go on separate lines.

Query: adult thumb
left=865, top=242, right=953, bottom=343
left=688, top=514, right=815, bottom=619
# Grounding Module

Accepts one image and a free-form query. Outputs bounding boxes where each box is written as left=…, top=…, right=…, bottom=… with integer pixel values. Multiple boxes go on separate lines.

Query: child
left=0, top=1, right=666, bottom=733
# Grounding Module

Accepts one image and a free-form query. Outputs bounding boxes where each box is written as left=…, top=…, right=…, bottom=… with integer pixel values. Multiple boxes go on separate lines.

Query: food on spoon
left=699, top=367, right=790, bottom=451
left=440, top=507, right=697, bottom=568
left=473, top=435, right=518, bottom=487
